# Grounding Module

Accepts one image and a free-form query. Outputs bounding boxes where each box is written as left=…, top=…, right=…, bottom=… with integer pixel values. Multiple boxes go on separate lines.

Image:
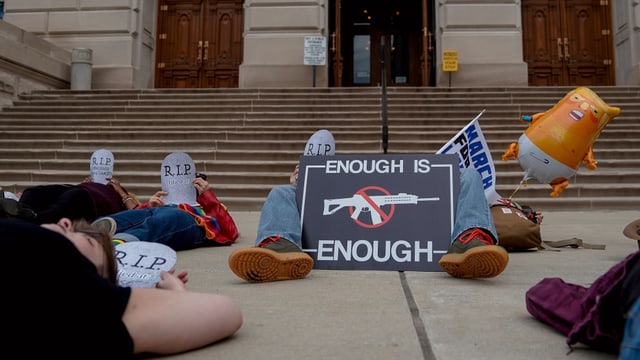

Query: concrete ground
left=148, top=210, right=638, bottom=360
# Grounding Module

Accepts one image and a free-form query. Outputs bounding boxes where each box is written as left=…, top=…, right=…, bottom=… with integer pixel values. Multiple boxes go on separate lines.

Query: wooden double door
left=522, top=0, right=614, bottom=86
left=155, top=0, right=243, bottom=88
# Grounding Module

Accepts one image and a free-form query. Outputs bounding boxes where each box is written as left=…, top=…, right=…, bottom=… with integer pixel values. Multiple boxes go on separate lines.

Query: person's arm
left=107, top=177, right=140, bottom=210
left=194, top=178, right=219, bottom=213
left=144, top=191, right=168, bottom=208
left=156, top=269, right=189, bottom=290
left=123, top=287, right=242, bottom=355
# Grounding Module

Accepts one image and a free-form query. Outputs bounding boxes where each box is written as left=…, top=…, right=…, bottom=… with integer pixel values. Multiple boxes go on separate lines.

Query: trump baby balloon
left=502, top=87, right=621, bottom=197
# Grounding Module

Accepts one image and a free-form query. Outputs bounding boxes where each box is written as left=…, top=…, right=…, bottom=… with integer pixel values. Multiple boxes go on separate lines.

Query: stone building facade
left=1, top=0, right=638, bottom=90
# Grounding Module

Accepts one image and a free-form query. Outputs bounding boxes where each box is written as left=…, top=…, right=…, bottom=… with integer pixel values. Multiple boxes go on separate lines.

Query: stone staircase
left=0, top=86, right=639, bottom=212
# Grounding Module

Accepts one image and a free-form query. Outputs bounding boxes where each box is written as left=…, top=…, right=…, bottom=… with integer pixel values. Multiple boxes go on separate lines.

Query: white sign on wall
left=304, top=36, right=327, bottom=66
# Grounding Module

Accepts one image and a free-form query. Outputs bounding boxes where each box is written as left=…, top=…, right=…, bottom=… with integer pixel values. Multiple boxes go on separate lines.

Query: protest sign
left=437, top=110, right=502, bottom=203
left=90, top=149, right=114, bottom=184
left=297, top=154, right=459, bottom=271
left=115, top=242, right=177, bottom=288
left=161, top=152, right=197, bottom=205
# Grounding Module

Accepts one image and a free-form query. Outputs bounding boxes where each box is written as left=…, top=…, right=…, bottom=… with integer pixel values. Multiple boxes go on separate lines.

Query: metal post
left=381, top=36, right=388, bottom=154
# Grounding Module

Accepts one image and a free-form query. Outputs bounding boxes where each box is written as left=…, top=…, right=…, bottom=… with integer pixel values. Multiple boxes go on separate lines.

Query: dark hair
left=73, top=219, right=118, bottom=285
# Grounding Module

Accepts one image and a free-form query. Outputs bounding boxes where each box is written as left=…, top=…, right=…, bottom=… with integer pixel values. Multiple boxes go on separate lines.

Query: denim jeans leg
left=620, top=298, right=640, bottom=359
left=450, top=167, right=498, bottom=245
left=255, top=184, right=303, bottom=248
left=110, top=206, right=204, bottom=250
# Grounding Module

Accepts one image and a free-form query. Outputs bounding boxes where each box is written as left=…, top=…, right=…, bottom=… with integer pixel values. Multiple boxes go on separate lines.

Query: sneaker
left=92, top=217, right=117, bottom=237
left=0, top=198, right=36, bottom=220
left=438, top=228, right=509, bottom=279
left=228, top=236, right=314, bottom=282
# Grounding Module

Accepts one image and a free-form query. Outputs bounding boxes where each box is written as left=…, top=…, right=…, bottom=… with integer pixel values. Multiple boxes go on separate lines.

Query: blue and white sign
left=437, top=110, right=501, bottom=203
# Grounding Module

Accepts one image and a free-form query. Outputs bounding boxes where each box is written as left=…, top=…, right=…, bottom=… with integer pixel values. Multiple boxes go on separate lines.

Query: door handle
left=563, top=37, right=570, bottom=60
left=330, top=32, right=336, bottom=53
left=557, top=38, right=563, bottom=61
left=197, top=40, right=203, bottom=65
left=203, top=41, right=209, bottom=63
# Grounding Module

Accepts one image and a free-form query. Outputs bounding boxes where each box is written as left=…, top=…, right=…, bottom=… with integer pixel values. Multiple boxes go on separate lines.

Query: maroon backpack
left=525, top=250, right=640, bottom=354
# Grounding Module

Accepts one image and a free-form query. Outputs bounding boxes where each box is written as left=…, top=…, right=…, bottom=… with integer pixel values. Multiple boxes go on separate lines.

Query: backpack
left=491, top=200, right=542, bottom=251
left=525, top=250, right=640, bottom=353
left=491, top=198, right=605, bottom=251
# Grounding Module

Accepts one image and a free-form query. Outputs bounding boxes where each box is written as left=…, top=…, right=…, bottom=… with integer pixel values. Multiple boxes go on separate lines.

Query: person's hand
left=106, top=177, right=127, bottom=195
left=156, top=269, right=188, bottom=291
left=149, top=191, right=168, bottom=207
left=193, top=177, right=209, bottom=196
left=289, top=164, right=300, bottom=185
left=83, top=176, right=94, bottom=183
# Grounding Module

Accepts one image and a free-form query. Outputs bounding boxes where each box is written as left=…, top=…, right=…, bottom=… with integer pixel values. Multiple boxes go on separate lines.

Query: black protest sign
left=296, top=154, right=459, bottom=271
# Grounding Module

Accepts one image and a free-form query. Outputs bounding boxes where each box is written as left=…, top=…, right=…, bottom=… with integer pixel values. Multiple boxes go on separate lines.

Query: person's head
left=41, top=218, right=117, bottom=284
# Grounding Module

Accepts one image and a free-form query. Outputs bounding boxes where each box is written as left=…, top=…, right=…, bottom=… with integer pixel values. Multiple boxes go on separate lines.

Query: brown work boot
left=228, top=236, right=314, bottom=282
left=438, top=228, right=509, bottom=279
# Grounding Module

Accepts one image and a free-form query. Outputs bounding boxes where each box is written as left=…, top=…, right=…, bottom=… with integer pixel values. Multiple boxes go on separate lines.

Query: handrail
left=381, top=36, right=388, bottom=154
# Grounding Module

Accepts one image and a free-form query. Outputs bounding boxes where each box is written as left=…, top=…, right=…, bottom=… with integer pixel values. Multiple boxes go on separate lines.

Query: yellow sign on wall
left=443, top=50, right=458, bottom=72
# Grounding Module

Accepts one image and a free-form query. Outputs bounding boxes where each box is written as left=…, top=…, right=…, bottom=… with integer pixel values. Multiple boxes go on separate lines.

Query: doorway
left=522, top=0, right=614, bottom=86
left=330, top=0, right=433, bottom=87
left=155, top=0, right=243, bottom=88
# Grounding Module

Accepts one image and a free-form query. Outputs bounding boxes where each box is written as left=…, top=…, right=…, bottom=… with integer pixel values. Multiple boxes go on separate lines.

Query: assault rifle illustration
left=323, top=193, right=440, bottom=225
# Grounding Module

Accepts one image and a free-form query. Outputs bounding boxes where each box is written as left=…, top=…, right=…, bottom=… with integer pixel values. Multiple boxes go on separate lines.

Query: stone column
left=612, top=0, right=640, bottom=85
left=71, top=48, right=92, bottom=90
left=436, top=0, right=528, bottom=86
left=239, top=0, right=328, bottom=87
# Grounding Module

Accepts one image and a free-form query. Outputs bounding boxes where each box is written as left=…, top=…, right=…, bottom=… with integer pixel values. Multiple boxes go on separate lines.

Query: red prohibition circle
left=348, top=185, right=395, bottom=228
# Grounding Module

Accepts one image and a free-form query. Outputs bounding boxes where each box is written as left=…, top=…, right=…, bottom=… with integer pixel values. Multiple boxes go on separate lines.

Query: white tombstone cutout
left=161, top=152, right=197, bottom=205
left=115, top=242, right=177, bottom=288
left=90, top=149, right=114, bottom=184
left=3, top=191, right=19, bottom=201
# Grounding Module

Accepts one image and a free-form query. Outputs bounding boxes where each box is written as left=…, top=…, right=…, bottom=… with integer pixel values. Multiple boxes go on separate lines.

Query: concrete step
left=1, top=86, right=639, bottom=212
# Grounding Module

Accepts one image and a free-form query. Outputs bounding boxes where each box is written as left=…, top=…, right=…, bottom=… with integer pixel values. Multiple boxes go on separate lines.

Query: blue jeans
left=108, top=205, right=207, bottom=250
left=620, top=298, right=640, bottom=359
left=255, top=167, right=498, bottom=248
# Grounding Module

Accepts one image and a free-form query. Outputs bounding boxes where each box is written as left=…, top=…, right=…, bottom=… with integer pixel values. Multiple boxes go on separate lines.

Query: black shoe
left=0, top=199, right=36, bottom=220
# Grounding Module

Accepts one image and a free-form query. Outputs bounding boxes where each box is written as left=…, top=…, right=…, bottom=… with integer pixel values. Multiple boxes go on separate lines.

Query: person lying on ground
left=93, top=174, right=239, bottom=250
left=0, top=217, right=242, bottom=358
left=227, top=129, right=509, bottom=282
left=3, top=176, right=139, bottom=224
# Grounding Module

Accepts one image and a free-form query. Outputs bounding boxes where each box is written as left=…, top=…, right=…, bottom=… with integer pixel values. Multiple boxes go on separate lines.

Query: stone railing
left=0, top=20, right=70, bottom=108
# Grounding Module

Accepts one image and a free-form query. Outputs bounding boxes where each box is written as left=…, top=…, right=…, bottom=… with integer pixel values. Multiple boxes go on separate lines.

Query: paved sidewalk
left=150, top=210, right=637, bottom=360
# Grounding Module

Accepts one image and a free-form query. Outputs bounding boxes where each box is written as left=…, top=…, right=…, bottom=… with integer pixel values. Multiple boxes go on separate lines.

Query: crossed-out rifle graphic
left=323, top=192, right=439, bottom=225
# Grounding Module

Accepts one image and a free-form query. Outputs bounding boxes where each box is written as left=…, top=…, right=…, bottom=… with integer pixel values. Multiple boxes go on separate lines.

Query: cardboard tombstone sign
left=90, top=149, right=114, bottom=184
left=160, top=152, right=197, bottom=205
left=2, top=191, right=19, bottom=201
left=115, top=242, right=177, bottom=288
